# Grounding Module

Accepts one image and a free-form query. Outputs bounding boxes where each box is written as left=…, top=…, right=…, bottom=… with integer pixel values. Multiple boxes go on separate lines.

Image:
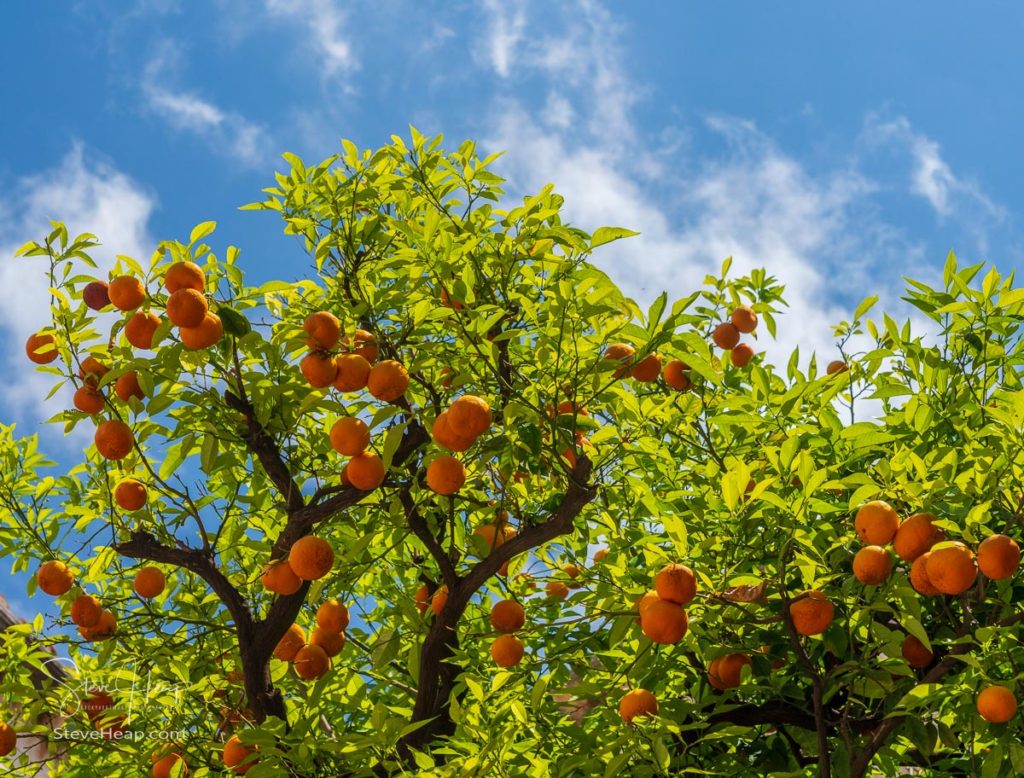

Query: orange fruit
left=310, top=627, right=346, bottom=658
left=603, top=343, right=636, bottom=378
left=114, top=479, right=147, bottom=511
left=109, top=276, right=146, bottom=311
left=303, top=311, right=340, bottom=350
left=635, top=590, right=659, bottom=624
left=440, top=286, right=463, bottom=309
left=491, top=634, right=524, bottom=667
left=346, top=451, right=386, bottom=490
left=925, top=542, right=978, bottom=595
left=367, top=360, right=409, bottom=402
left=789, top=590, right=834, bottom=636
left=333, top=353, right=371, bottom=392
left=712, top=322, right=740, bottom=350
left=593, top=548, right=609, bottom=563
left=431, top=585, right=448, bottom=616
left=663, top=359, right=691, bottom=390
left=545, top=581, right=569, bottom=599
left=95, top=419, right=134, bottom=460
left=893, top=513, right=944, bottom=562
left=731, top=305, right=757, bottom=333
left=654, top=563, right=697, bottom=605
left=901, top=635, right=933, bottom=669
left=261, top=560, right=302, bottom=596
left=316, top=599, right=350, bottom=632
left=125, top=311, right=162, bottom=350
left=910, top=553, right=941, bottom=596
left=432, top=412, right=475, bottom=452
left=134, top=566, right=166, bottom=598
left=474, top=523, right=516, bottom=553
left=708, top=653, right=751, bottom=690
left=490, top=600, right=525, bottom=633
left=853, top=545, right=893, bottom=585
left=329, top=417, right=370, bottom=456
left=426, top=456, right=466, bottom=495
left=855, top=500, right=901, bottom=545
left=114, top=372, right=145, bottom=402
left=631, top=353, right=661, bottom=382
left=81, top=609, right=117, bottom=641
left=152, top=752, right=187, bottom=778
left=640, top=598, right=688, bottom=644
left=26, top=332, right=58, bottom=364
left=273, top=624, right=306, bottom=661
left=300, top=352, right=338, bottom=388
left=731, top=343, right=755, bottom=368
left=977, top=534, right=1020, bottom=580
left=0, top=723, right=14, bottom=757
left=83, top=280, right=110, bottom=311
left=164, top=261, right=205, bottom=293
left=166, top=288, right=208, bottom=328
left=179, top=312, right=222, bottom=350
left=73, top=386, right=105, bottom=414
left=294, top=644, right=330, bottom=680
left=339, top=329, right=379, bottom=362
left=449, top=395, right=492, bottom=437
left=70, top=594, right=102, bottom=628
left=826, top=360, right=848, bottom=375
left=978, top=685, right=1017, bottom=723
left=288, top=536, right=334, bottom=580
left=619, top=689, right=658, bottom=723
left=78, top=356, right=109, bottom=385
left=37, top=560, right=74, bottom=595
left=562, top=564, right=580, bottom=579
left=414, top=584, right=430, bottom=614
left=222, top=734, right=256, bottom=774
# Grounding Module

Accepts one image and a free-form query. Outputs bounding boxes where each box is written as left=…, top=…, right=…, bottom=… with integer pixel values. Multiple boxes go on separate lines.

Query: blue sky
left=1, top=1, right=1022, bottom=611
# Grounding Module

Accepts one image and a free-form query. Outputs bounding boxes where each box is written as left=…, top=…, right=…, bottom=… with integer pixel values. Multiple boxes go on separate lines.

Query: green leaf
left=589, top=226, right=640, bottom=249
left=189, top=221, right=216, bottom=245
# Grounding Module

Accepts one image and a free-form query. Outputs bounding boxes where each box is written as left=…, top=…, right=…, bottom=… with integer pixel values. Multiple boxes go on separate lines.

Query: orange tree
left=2, top=130, right=1024, bottom=777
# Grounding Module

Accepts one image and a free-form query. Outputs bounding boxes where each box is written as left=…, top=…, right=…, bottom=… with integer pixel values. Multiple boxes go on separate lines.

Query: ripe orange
left=95, top=419, right=134, bottom=460
left=329, top=417, right=370, bottom=456
left=316, top=599, right=350, bottom=632
left=635, top=590, right=659, bottom=624
left=300, top=352, right=338, bottom=388
left=303, top=311, right=340, bottom=350
left=977, top=534, right=1020, bottom=580
left=440, top=286, right=463, bottom=310
left=731, top=343, right=755, bottom=368
left=893, top=513, right=944, bottom=562
left=125, top=311, right=162, bottom=350
left=83, top=280, right=110, bottom=311
left=826, top=360, right=848, bottom=375
left=925, top=542, right=978, bottom=595
left=491, top=634, right=524, bottom=667
left=910, top=553, right=941, bottom=596
left=115, top=372, right=145, bottom=402
left=631, top=353, right=661, bottom=382
left=562, top=564, right=580, bottom=580
left=708, top=653, right=751, bottom=690
left=426, top=456, right=466, bottom=495
left=152, top=752, right=187, bottom=778
left=603, top=343, right=636, bottom=378
left=114, top=479, right=147, bottom=511
left=731, top=305, right=757, bottom=333
left=339, top=329, right=378, bottom=362
left=166, top=288, right=208, bottom=328
left=414, top=584, right=430, bottom=614
left=449, top=395, right=492, bottom=437
left=310, top=627, right=346, bottom=658
left=261, top=560, right=302, bottom=595
left=640, top=598, right=688, bottom=644
left=134, top=567, right=166, bottom=598
left=222, top=734, right=256, bottom=774
left=978, top=685, right=1017, bottom=724
left=109, top=276, right=146, bottom=311
left=789, top=590, right=834, bottom=636
left=474, top=523, right=516, bottom=553
left=619, top=689, right=658, bottom=723
left=855, top=500, right=901, bottom=545
left=37, top=560, right=74, bottom=595
left=432, top=412, right=475, bottom=452
left=712, top=322, right=740, bottom=350
left=179, top=312, right=223, bottom=350
left=165, top=261, right=205, bottom=293
left=663, top=359, right=691, bottom=390
left=78, top=356, right=109, bottom=384
left=288, top=536, right=335, bottom=580
left=491, top=600, right=525, bottom=633
left=546, top=581, right=569, bottom=599
left=593, top=548, right=609, bottom=563
left=26, top=332, right=58, bottom=364
left=853, top=545, right=893, bottom=585
left=431, top=585, right=448, bottom=616
left=0, top=723, right=14, bottom=757
left=73, top=386, right=105, bottom=414
left=901, top=635, right=933, bottom=669
left=346, top=451, right=386, bottom=490
left=81, top=609, right=117, bottom=641
left=367, top=360, right=409, bottom=402
left=333, top=353, right=371, bottom=392
left=655, top=563, right=697, bottom=605
left=294, top=644, right=330, bottom=680
left=273, top=624, right=306, bottom=661
left=70, top=594, right=102, bottom=628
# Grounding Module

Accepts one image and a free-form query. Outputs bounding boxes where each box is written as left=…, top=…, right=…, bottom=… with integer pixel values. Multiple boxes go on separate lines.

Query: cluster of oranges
left=635, top=563, right=696, bottom=645
left=261, top=535, right=336, bottom=596
left=272, top=600, right=349, bottom=684
left=489, top=600, right=527, bottom=668
left=710, top=305, right=758, bottom=368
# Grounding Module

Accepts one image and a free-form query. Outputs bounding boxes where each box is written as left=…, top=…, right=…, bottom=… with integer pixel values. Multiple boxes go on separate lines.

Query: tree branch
left=400, top=487, right=457, bottom=588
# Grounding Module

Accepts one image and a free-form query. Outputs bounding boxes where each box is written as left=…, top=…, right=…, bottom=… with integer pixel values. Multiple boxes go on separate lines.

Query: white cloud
left=480, top=0, right=526, bottom=78
left=0, top=145, right=155, bottom=430
left=264, top=0, right=358, bottom=78
left=141, top=40, right=274, bottom=167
